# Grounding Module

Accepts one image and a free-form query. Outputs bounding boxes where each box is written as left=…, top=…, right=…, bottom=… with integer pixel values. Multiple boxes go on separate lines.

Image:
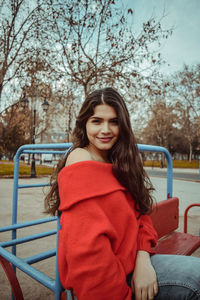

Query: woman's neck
left=85, top=145, right=109, bottom=163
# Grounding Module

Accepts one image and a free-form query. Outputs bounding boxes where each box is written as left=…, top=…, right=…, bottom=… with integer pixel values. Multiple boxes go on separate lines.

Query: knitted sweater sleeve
left=136, top=214, right=158, bottom=253
left=58, top=199, right=132, bottom=300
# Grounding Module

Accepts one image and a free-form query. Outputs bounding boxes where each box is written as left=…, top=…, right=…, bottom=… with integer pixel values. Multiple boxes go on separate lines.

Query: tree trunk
left=0, top=82, right=3, bottom=103
left=83, top=84, right=88, bottom=100
left=189, top=142, right=192, bottom=162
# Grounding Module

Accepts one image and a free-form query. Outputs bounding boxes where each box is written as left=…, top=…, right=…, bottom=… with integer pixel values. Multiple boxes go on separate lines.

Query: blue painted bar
left=12, top=149, right=20, bottom=259
left=0, top=230, right=57, bottom=248
left=0, top=217, right=57, bottom=232
left=18, top=183, right=50, bottom=189
left=11, top=143, right=72, bottom=265
left=23, top=248, right=56, bottom=264
left=14, top=143, right=72, bottom=160
left=1, top=143, right=73, bottom=300
left=0, top=246, right=56, bottom=291
left=55, top=216, right=63, bottom=300
left=137, top=144, right=173, bottom=198
left=22, top=150, right=66, bottom=154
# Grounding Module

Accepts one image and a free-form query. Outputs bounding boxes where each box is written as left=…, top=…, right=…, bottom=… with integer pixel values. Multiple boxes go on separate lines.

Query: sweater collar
left=58, top=161, right=126, bottom=211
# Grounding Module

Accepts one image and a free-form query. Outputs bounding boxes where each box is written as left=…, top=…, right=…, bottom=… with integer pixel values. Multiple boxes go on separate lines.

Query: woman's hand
left=131, top=251, right=158, bottom=300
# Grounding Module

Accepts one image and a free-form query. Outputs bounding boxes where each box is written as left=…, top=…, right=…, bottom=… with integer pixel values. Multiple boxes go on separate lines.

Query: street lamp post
left=42, top=97, right=49, bottom=112
left=20, top=93, right=29, bottom=108
left=20, top=93, right=49, bottom=178
left=30, top=107, right=36, bottom=178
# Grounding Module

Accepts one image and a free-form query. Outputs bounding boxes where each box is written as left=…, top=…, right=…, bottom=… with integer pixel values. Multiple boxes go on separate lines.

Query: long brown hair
left=45, top=87, right=154, bottom=215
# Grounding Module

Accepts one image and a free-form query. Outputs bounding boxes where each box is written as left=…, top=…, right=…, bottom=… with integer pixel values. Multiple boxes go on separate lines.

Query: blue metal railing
left=1, top=143, right=72, bottom=300
left=137, top=144, right=173, bottom=198
left=0, top=143, right=173, bottom=300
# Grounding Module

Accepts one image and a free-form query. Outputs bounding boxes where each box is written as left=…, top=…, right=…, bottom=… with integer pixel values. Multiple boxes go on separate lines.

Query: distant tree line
left=138, top=64, right=200, bottom=161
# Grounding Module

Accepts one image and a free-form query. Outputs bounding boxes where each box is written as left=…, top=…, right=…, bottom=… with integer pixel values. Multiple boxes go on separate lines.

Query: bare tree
left=142, top=102, right=177, bottom=148
left=1, top=0, right=174, bottom=149
left=0, top=102, right=31, bottom=159
left=0, top=0, right=53, bottom=104
left=48, top=87, right=81, bottom=143
left=170, top=64, right=200, bottom=161
left=21, top=80, right=54, bottom=143
left=49, top=0, right=172, bottom=98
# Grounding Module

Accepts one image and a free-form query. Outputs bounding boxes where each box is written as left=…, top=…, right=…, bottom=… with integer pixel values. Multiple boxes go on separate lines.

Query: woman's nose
left=101, top=122, right=111, bottom=133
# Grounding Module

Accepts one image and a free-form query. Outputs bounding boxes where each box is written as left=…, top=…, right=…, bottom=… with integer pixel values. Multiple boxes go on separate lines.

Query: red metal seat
left=151, top=197, right=200, bottom=255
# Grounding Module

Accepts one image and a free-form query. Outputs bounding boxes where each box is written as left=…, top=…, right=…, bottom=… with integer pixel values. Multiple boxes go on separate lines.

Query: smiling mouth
left=98, top=137, right=113, bottom=143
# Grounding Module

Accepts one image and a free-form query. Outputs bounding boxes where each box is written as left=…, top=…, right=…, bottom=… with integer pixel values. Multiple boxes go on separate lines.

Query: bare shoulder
left=65, top=148, right=92, bottom=166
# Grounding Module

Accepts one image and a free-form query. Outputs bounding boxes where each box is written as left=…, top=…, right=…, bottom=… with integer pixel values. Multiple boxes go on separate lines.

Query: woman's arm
left=132, top=214, right=158, bottom=300
left=59, top=201, right=132, bottom=300
left=137, top=214, right=158, bottom=253
left=131, top=251, right=158, bottom=300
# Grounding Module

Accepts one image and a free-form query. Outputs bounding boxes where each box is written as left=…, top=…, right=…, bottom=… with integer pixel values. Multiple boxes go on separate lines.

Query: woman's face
left=86, top=104, right=119, bottom=157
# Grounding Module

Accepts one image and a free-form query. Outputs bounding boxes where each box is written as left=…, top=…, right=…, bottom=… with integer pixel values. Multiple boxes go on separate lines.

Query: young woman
left=45, top=87, right=200, bottom=300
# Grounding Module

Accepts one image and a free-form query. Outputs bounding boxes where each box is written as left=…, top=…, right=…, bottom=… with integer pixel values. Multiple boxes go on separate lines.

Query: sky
left=126, top=0, right=200, bottom=75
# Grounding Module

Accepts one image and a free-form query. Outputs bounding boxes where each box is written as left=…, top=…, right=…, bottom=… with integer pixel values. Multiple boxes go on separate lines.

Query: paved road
left=145, top=168, right=200, bottom=216
left=146, top=168, right=200, bottom=182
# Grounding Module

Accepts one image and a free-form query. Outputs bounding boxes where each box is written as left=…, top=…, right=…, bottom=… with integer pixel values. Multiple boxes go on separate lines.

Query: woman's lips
left=97, top=137, right=113, bottom=143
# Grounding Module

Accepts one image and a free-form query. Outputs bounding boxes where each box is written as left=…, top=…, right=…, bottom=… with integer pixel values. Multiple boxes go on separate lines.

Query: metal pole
left=31, top=108, right=36, bottom=178
left=199, top=158, right=200, bottom=178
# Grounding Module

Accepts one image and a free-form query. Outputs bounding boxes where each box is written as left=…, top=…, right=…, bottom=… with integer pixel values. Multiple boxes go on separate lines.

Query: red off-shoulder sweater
left=58, top=161, right=157, bottom=300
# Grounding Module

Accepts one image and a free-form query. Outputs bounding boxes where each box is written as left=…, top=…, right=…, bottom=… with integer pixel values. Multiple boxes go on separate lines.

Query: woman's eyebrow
left=90, top=116, right=118, bottom=120
left=90, top=116, right=102, bottom=120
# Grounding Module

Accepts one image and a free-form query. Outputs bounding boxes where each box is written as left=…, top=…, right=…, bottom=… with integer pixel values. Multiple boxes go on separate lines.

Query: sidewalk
left=146, top=167, right=200, bottom=174
left=150, top=175, right=200, bottom=215
left=0, top=176, right=199, bottom=299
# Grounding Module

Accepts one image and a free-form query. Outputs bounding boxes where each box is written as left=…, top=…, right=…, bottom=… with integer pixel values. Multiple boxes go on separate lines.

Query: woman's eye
left=111, top=119, right=118, bottom=124
left=92, top=119, right=101, bottom=124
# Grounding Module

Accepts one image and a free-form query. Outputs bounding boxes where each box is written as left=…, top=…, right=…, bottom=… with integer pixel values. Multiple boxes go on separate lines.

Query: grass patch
left=0, top=159, right=199, bottom=176
left=144, top=160, right=199, bottom=169
left=173, top=160, right=199, bottom=169
left=0, top=161, right=54, bottom=176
